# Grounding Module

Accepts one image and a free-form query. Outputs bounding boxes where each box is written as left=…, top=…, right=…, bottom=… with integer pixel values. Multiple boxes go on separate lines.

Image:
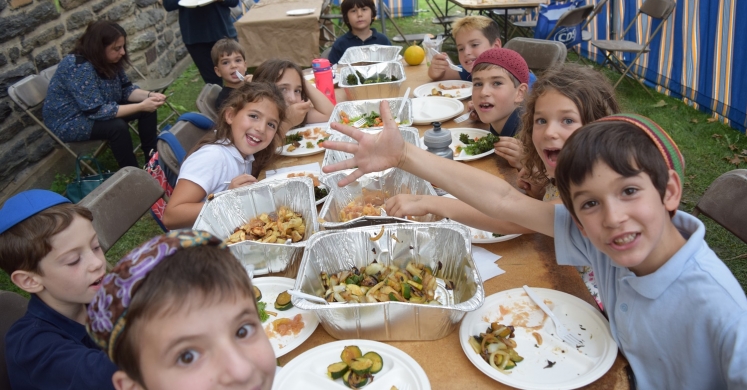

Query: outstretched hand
left=321, top=101, right=406, bottom=187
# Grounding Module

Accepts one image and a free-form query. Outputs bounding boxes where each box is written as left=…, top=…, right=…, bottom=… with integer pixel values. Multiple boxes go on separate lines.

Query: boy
left=0, top=190, right=116, bottom=389
left=470, top=48, right=527, bottom=138
left=327, top=0, right=391, bottom=65
left=321, top=109, right=747, bottom=388
left=429, top=15, right=501, bottom=82
left=212, top=38, right=248, bottom=110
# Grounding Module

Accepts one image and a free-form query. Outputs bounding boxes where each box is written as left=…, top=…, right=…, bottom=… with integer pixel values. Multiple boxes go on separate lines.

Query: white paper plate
left=286, top=8, right=315, bottom=16
left=459, top=288, right=617, bottom=390
left=441, top=194, right=521, bottom=243
left=419, top=128, right=494, bottom=161
left=272, top=339, right=431, bottom=390
left=278, top=124, right=330, bottom=157
left=413, top=80, right=472, bottom=100
left=262, top=171, right=329, bottom=206
left=253, top=277, right=320, bottom=358
left=178, top=0, right=214, bottom=7
left=411, top=97, right=465, bottom=125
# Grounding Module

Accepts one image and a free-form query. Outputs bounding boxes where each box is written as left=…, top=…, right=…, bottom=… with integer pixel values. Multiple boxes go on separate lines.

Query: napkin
left=471, top=245, right=506, bottom=282
left=264, top=162, right=321, bottom=180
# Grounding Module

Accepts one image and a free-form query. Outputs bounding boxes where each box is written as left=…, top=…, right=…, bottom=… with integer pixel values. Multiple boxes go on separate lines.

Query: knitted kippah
left=472, top=48, right=529, bottom=85
left=597, top=114, right=685, bottom=187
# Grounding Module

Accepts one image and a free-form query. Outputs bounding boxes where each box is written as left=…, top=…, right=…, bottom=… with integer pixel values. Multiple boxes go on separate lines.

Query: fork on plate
left=454, top=109, right=473, bottom=123
left=523, top=285, right=584, bottom=348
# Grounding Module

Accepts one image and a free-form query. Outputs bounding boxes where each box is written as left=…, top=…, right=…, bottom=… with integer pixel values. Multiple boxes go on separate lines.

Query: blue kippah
left=0, top=190, right=71, bottom=235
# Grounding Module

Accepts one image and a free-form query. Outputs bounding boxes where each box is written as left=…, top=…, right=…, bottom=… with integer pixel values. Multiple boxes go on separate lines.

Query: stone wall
left=0, top=0, right=187, bottom=191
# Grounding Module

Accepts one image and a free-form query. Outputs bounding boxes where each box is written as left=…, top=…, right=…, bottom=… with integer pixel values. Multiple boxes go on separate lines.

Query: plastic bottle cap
left=424, top=122, right=452, bottom=148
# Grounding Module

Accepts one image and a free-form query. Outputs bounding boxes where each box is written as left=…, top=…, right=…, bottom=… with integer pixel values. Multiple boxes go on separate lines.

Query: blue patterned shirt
left=43, top=54, right=138, bottom=142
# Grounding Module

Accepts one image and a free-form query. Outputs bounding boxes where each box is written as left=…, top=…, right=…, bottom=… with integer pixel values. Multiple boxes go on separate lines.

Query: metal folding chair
left=157, top=120, right=209, bottom=177
left=7, top=73, right=105, bottom=174
left=590, top=0, right=675, bottom=94
left=692, top=169, right=747, bottom=245
left=78, top=166, right=166, bottom=252
left=504, top=37, right=567, bottom=74
left=195, top=83, right=223, bottom=122
left=423, top=0, right=461, bottom=42
left=544, top=4, right=593, bottom=41
left=131, top=66, right=182, bottom=131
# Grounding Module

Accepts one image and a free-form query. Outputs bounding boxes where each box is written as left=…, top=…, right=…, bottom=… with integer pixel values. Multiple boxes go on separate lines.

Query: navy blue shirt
left=489, top=107, right=522, bottom=138
left=328, top=28, right=392, bottom=64
left=5, top=295, right=117, bottom=390
left=163, top=0, right=239, bottom=45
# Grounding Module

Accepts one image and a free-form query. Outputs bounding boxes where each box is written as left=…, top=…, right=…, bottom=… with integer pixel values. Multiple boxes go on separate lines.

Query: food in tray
left=319, top=261, right=444, bottom=304
left=467, top=322, right=524, bottom=373
left=346, top=70, right=400, bottom=86
left=315, top=186, right=329, bottom=201
left=327, top=345, right=384, bottom=388
left=266, top=313, right=305, bottom=338
left=339, top=110, right=382, bottom=128
left=456, top=132, right=499, bottom=156
left=226, top=206, right=305, bottom=244
left=287, top=172, right=321, bottom=186
left=339, top=189, right=388, bottom=221
left=285, top=173, right=328, bottom=201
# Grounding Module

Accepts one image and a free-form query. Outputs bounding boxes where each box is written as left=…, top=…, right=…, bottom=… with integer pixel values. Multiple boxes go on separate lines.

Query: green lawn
left=1, top=2, right=745, bottom=297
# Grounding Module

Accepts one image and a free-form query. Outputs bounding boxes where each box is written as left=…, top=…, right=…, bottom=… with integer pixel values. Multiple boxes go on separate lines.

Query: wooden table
left=266, top=63, right=630, bottom=389
left=235, top=0, right=324, bottom=67
left=445, top=0, right=548, bottom=40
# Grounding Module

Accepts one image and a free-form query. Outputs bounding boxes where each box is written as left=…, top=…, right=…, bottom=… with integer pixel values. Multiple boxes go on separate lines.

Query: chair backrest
left=640, top=0, right=676, bottom=19
left=0, top=291, right=29, bottom=389
left=692, top=169, right=747, bottom=244
left=553, top=4, right=594, bottom=30
left=78, top=167, right=165, bottom=252
left=7, top=74, right=50, bottom=110
left=157, top=120, right=208, bottom=176
left=196, top=83, right=222, bottom=122
left=40, top=64, right=58, bottom=81
left=504, top=37, right=567, bottom=73
left=581, top=0, right=609, bottom=30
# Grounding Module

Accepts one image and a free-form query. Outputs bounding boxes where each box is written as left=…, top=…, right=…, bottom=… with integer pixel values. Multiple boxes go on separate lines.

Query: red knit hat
left=472, top=48, right=529, bottom=85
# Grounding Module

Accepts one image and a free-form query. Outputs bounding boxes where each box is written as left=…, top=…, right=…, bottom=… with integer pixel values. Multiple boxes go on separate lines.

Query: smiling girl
left=162, top=82, right=286, bottom=229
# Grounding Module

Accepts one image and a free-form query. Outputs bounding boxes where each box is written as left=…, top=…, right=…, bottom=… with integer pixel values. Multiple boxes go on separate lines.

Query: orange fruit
left=404, top=45, right=425, bottom=66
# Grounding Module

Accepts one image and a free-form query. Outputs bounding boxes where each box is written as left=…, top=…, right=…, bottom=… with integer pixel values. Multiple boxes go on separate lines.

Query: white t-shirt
left=177, top=142, right=255, bottom=197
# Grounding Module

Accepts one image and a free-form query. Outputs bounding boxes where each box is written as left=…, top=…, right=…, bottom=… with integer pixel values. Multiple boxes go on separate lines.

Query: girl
left=252, top=59, right=334, bottom=135
left=385, top=64, right=619, bottom=308
left=162, top=82, right=286, bottom=229
left=87, top=230, right=276, bottom=390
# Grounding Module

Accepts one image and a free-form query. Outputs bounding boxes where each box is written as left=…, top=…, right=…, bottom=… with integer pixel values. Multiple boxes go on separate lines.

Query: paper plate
left=442, top=194, right=521, bottom=243
left=253, top=277, right=320, bottom=358
left=262, top=171, right=329, bottom=206
left=413, top=80, right=472, bottom=100
left=286, top=8, right=315, bottom=16
left=459, top=288, right=617, bottom=390
left=419, top=128, right=494, bottom=162
left=411, top=96, right=465, bottom=125
left=278, top=124, right=330, bottom=157
left=178, top=0, right=214, bottom=7
left=272, top=339, right=431, bottom=390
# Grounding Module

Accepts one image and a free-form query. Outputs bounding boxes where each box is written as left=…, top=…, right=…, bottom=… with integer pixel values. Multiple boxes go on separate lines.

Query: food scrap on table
left=226, top=206, right=305, bottom=244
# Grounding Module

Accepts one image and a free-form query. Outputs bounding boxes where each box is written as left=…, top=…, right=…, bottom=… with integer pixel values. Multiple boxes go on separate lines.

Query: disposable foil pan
left=329, top=98, right=413, bottom=130
left=338, top=44, right=402, bottom=65
left=317, top=168, right=439, bottom=230
left=321, top=126, right=421, bottom=168
left=292, top=222, right=484, bottom=340
left=193, top=177, right=319, bottom=277
left=339, top=61, right=405, bottom=100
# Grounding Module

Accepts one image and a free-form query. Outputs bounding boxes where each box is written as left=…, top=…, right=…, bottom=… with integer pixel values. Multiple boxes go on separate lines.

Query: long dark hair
left=253, top=59, right=310, bottom=102
left=72, top=20, right=129, bottom=79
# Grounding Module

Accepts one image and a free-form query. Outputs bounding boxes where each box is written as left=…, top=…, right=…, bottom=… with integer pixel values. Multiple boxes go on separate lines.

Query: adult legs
left=186, top=41, right=223, bottom=86
left=90, top=111, right=158, bottom=168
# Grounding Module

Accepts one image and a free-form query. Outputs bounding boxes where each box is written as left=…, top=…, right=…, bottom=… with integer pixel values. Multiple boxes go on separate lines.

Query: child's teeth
left=614, top=233, right=636, bottom=245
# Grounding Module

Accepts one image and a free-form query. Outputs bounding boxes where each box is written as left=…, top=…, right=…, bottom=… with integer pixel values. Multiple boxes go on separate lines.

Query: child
left=0, top=190, right=117, bottom=389
left=428, top=15, right=501, bottom=82
left=321, top=106, right=747, bottom=388
left=87, top=230, right=276, bottom=390
left=162, top=82, right=286, bottom=229
left=327, top=0, right=391, bottom=65
left=387, top=64, right=619, bottom=308
left=253, top=59, right=334, bottom=135
left=211, top=38, right=248, bottom=110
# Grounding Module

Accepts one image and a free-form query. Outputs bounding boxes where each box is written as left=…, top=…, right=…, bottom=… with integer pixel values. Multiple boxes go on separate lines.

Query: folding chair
left=319, top=0, right=343, bottom=49
left=504, top=37, right=567, bottom=74
left=580, top=0, right=609, bottom=42
left=196, top=83, right=223, bottom=122
left=692, top=169, right=747, bottom=245
left=590, top=0, right=675, bottom=94
left=544, top=4, right=593, bottom=42
left=157, top=119, right=210, bottom=176
left=423, top=0, right=461, bottom=41
left=0, top=291, right=28, bottom=390
left=8, top=74, right=105, bottom=175
left=78, top=166, right=166, bottom=252
left=131, top=66, right=182, bottom=131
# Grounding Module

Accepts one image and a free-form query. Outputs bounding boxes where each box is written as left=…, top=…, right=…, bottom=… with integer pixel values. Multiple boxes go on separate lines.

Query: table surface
left=264, top=63, right=630, bottom=390
left=447, top=0, right=547, bottom=10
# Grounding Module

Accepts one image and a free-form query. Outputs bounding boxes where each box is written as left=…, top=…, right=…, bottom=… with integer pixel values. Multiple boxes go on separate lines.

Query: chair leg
left=613, top=52, right=653, bottom=97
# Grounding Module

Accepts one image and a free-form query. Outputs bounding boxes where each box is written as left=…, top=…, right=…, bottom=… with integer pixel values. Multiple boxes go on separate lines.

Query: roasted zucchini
left=327, top=362, right=349, bottom=379
left=341, top=345, right=363, bottom=366
left=274, top=290, right=293, bottom=311
left=253, top=286, right=262, bottom=301
left=362, top=352, right=383, bottom=374
left=350, top=358, right=373, bottom=375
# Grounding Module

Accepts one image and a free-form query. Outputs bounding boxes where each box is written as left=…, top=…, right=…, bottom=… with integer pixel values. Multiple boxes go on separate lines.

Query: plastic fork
left=287, top=289, right=329, bottom=305
left=427, top=47, right=462, bottom=72
left=454, top=109, right=473, bottom=123
left=352, top=115, right=368, bottom=128
left=235, top=70, right=245, bottom=81
left=523, top=285, right=584, bottom=348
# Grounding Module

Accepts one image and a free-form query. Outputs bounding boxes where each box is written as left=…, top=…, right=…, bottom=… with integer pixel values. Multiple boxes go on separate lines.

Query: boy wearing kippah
left=0, top=190, right=116, bottom=389
left=320, top=110, right=747, bottom=388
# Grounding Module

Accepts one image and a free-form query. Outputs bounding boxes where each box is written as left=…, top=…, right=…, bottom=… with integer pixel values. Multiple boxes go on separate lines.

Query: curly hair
left=518, top=64, right=619, bottom=183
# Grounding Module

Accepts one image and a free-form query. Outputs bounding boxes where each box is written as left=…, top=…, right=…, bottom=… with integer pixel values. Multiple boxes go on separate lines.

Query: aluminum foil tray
left=317, top=168, right=439, bottom=230
left=292, top=222, right=484, bottom=340
left=338, top=44, right=402, bottom=65
left=339, top=61, right=405, bottom=100
left=193, top=177, right=319, bottom=277
left=321, top=126, right=421, bottom=168
left=329, top=98, right=413, bottom=130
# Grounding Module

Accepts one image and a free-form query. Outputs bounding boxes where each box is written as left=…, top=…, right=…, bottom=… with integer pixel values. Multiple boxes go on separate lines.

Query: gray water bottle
left=424, top=121, right=453, bottom=159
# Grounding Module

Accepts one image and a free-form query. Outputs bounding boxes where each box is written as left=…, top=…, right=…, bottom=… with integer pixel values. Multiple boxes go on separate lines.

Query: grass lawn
left=1, top=1, right=745, bottom=296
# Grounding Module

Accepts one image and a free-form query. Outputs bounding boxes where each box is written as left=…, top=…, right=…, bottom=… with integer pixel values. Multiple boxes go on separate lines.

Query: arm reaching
left=321, top=101, right=557, bottom=237
left=304, top=78, right=334, bottom=123
left=427, top=52, right=462, bottom=81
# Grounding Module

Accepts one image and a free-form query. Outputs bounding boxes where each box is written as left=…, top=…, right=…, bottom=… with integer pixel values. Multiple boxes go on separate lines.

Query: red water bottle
left=312, top=58, right=336, bottom=105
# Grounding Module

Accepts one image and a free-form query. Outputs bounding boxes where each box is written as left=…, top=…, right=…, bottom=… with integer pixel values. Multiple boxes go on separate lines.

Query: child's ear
left=514, top=83, right=528, bottom=105
left=224, top=107, right=236, bottom=125
left=10, top=270, right=44, bottom=294
left=491, top=38, right=502, bottom=48
left=662, top=169, right=682, bottom=213
left=214, top=66, right=221, bottom=78
left=112, top=371, right=144, bottom=390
